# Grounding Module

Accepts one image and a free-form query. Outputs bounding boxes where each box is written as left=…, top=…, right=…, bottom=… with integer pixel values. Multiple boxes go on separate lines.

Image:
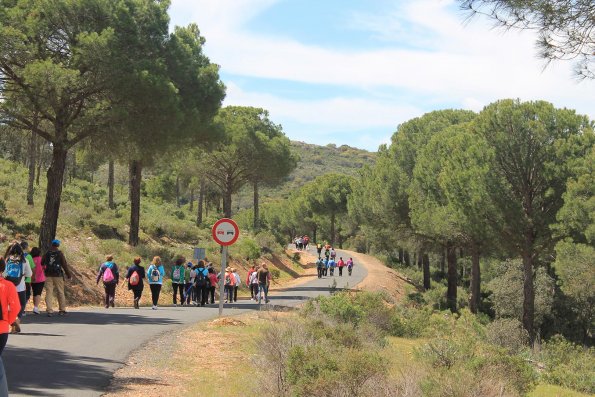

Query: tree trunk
left=423, top=253, right=431, bottom=290
left=522, top=245, right=535, bottom=344
left=35, top=138, right=42, bottom=186
left=404, top=250, right=410, bottom=266
left=108, top=160, right=115, bottom=210
left=398, top=248, right=404, bottom=264
left=440, top=249, right=446, bottom=275
left=469, top=245, right=481, bottom=314
left=128, top=160, right=142, bottom=246
left=417, top=251, right=422, bottom=270
left=189, top=188, right=194, bottom=212
left=330, top=212, right=336, bottom=246
left=27, top=132, right=37, bottom=206
left=223, top=174, right=232, bottom=218
left=175, top=174, right=180, bottom=207
left=197, top=179, right=205, bottom=226
left=39, top=144, right=68, bottom=253
left=71, top=150, right=76, bottom=181
left=446, top=242, right=458, bottom=312
left=253, top=180, right=259, bottom=231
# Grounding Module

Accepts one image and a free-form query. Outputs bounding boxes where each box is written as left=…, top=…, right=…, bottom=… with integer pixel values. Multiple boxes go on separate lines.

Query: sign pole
left=218, top=245, right=227, bottom=316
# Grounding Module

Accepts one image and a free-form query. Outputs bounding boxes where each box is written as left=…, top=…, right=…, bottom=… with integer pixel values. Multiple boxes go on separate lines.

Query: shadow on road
left=20, top=312, right=183, bottom=326
left=5, top=346, right=120, bottom=396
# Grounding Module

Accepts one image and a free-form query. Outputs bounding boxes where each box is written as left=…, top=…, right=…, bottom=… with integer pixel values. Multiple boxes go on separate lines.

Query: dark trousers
left=233, top=286, right=238, bottom=302
left=317, top=267, right=323, bottom=278
left=103, top=283, right=116, bottom=307
left=225, top=285, right=233, bottom=301
left=250, top=284, right=259, bottom=298
left=172, top=283, right=184, bottom=305
left=338, top=267, right=343, bottom=276
left=17, top=291, right=26, bottom=318
left=0, top=333, right=8, bottom=355
left=150, top=284, right=162, bottom=306
left=348, top=266, right=353, bottom=276
left=195, top=285, right=207, bottom=305
left=25, top=282, right=31, bottom=302
left=184, top=283, right=192, bottom=304
left=209, top=286, right=216, bottom=304
left=132, top=288, right=143, bottom=300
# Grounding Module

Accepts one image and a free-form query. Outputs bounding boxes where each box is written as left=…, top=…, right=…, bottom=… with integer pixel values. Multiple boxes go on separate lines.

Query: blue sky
left=169, top=0, right=594, bottom=151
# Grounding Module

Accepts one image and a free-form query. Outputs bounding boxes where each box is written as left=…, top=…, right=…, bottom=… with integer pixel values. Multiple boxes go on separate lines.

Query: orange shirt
left=0, top=278, right=20, bottom=333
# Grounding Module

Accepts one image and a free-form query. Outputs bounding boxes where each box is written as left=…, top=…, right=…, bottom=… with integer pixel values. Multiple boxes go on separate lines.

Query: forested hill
left=235, top=141, right=376, bottom=207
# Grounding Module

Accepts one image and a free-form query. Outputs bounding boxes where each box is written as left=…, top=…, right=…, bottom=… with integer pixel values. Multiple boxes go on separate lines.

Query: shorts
left=31, top=282, right=45, bottom=297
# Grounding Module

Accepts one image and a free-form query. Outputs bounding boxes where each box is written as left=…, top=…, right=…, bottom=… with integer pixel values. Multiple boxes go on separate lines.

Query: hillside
left=234, top=140, right=376, bottom=208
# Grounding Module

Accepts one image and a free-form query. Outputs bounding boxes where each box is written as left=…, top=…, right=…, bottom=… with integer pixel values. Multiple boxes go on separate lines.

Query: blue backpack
left=5, top=257, right=23, bottom=286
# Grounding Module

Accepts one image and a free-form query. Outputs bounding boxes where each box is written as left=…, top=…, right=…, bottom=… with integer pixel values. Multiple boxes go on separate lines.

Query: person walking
left=207, top=267, right=218, bottom=304
left=125, top=257, right=145, bottom=309
left=193, top=261, right=209, bottom=306
left=246, top=265, right=256, bottom=300
left=323, top=257, right=329, bottom=277
left=147, top=256, right=165, bottom=310
left=337, top=257, right=345, bottom=277
left=4, top=242, right=32, bottom=332
left=249, top=266, right=259, bottom=300
left=257, top=263, right=271, bottom=304
left=347, top=258, right=354, bottom=276
left=29, top=247, right=45, bottom=314
left=224, top=267, right=235, bottom=303
left=316, top=243, right=322, bottom=258
left=171, top=257, right=186, bottom=306
left=316, top=258, right=324, bottom=278
left=42, top=239, right=72, bottom=317
left=0, top=256, right=22, bottom=340
left=328, top=257, right=336, bottom=276
left=96, top=255, right=119, bottom=309
left=183, top=262, right=193, bottom=306
left=20, top=241, right=34, bottom=313
left=232, top=268, right=241, bottom=302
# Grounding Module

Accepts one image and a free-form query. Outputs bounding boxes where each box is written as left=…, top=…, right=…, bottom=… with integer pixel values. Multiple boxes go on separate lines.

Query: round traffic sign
left=212, top=218, right=240, bottom=246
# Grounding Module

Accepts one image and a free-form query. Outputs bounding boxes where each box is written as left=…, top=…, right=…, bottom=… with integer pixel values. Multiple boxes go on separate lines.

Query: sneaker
left=110, top=302, right=115, bottom=308
left=21, top=312, right=26, bottom=317
left=13, top=323, right=21, bottom=333
left=173, top=303, right=177, bottom=307
left=33, top=307, right=40, bottom=314
left=58, top=310, right=68, bottom=316
left=47, top=312, right=53, bottom=317
left=105, top=305, right=109, bottom=309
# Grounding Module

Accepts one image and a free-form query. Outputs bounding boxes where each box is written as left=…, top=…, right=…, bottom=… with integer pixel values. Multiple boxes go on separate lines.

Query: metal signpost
left=211, top=218, right=240, bottom=316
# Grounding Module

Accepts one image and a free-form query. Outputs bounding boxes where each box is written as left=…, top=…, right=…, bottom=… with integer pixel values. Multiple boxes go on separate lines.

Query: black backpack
left=43, top=251, right=63, bottom=277
left=195, top=270, right=208, bottom=287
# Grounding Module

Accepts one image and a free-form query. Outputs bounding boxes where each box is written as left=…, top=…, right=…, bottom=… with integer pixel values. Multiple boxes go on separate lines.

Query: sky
left=168, top=0, right=595, bottom=152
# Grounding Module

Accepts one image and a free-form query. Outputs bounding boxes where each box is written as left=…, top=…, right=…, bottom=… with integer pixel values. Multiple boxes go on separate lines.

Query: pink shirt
left=32, top=256, right=46, bottom=283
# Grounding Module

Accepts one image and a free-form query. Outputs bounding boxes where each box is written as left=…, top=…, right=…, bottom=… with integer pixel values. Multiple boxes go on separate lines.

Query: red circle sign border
left=212, top=218, right=240, bottom=246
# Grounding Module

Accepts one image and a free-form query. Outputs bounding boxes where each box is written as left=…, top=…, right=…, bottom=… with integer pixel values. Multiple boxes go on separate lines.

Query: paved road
left=4, top=247, right=366, bottom=396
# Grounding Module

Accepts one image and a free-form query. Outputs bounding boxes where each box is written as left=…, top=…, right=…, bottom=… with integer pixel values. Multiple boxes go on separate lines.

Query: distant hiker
left=347, top=258, right=354, bottom=276
left=316, top=243, right=322, bottom=257
left=330, top=248, right=336, bottom=260
left=0, top=256, right=21, bottom=349
left=246, top=265, right=256, bottom=300
left=4, top=242, right=32, bottom=332
left=193, top=261, right=209, bottom=306
left=316, top=258, right=324, bottom=278
left=29, top=247, right=45, bottom=314
left=232, top=268, right=241, bottom=302
left=20, top=241, right=34, bottom=312
left=125, top=257, right=145, bottom=309
left=184, top=262, right=193, bottom=306
left=147, top=256, right=165, bottom=310
left=96, top=255, right=119, bottom=309
left=337, top=257, right=345, bottom=277
left=297, top=237, right=303, bottom=251
left=257, top=263, right=271, bottom=304
left=42, top=239, right=72, bottom=317
left=324, top=246, right=330, bottom=260
left=328, top=258, right=336, bottom=276
left=323, top=258, right=329, bottom=276
left=207, top=267, right=218, bottom=304
left=171, top=256, right=186, bottom=306
left=303, top=236, right=310, bottom=250
left=224, top=267, right=235, bottom=303
left=249, top=266, right=259, bottom=300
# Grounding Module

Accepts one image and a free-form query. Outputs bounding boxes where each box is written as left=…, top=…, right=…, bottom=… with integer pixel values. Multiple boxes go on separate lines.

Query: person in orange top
left=0, top=257, right=21, bottom=354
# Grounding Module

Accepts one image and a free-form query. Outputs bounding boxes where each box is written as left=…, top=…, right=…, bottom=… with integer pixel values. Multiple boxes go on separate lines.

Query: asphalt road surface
left=4, top=247, right=366, bottom=396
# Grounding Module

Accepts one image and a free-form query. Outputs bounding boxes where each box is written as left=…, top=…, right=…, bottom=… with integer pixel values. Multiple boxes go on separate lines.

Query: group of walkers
left=316, top=256, right=354, bottom=278
left=95, top=255, right=275, bottom=309
left=293, top=235, right=310, bottom=250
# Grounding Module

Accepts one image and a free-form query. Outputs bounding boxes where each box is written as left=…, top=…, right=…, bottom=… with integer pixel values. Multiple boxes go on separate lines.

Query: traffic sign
left=212, top=218, right=240, bottom=246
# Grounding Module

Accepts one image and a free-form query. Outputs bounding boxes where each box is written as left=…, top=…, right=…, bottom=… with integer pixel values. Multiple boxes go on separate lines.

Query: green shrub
left=269, top=268, right=280, bottom=279
left=236, top=237, right=260, bottom=260
left=485, top=318, right=529, bottom=352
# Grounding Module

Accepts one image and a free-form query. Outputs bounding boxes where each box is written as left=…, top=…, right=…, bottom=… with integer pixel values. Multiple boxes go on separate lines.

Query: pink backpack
left=103, top=266, right=115, bottom=283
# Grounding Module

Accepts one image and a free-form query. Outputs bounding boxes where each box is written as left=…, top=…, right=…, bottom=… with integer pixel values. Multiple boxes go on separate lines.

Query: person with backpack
left=323, top=257, right=329, bottom=277
left=171, top=257, right=186, bottom=306
left=125, top=257, right=145, bottom=309
left=207, top=267, right=218, bottom=304
left=257, top=263, right=271, bottom=304
left=248, top=265, right=259, bottom=300
left=147, top=256, right=165, bottom=310
left=0, top=257, right=20, bottom=350
left=29, top=247, right=45, bottom=315
left=303, top=236, right=310, bottom=250
left=330, top=248, right=336, bottom=260
left=96, top=255, right=119, bottom=309
left=232, top=268, right=241, bottom=302
left=347, top=258, right=354, bottom=276
left=328, top=257, right=336, bottom=277
left=224, top=267, right=235, bottom=303
left=337, top=257, right=345, bottom=277
left=193, top=261, right=209, bottom=306
left=316, top=258, right=324, bottom=278
left=42, top=239, right=72, bottom=317
left=3, top=242, right=32, bottom=332
left=182, top=262, right=193, bottom=306
left=20, top=241, right=35, bottom=313
left=316, top=243, right=322, bottom=258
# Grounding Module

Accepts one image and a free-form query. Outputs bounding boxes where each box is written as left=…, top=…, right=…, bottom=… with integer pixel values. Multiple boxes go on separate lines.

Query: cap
left=187, top=262, right=193, bottom=268
left=51, top=239, right=61, bottom=246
